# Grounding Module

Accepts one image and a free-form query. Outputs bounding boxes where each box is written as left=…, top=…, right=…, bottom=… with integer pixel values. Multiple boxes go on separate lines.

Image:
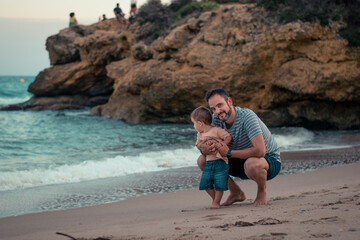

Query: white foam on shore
left=1, top=127, right=355, bottom=192
left=0, top=147, right=200, bottom=191
left=273, top=127, right=314, bottom=150
left=0, top=96, right=31, bottom=106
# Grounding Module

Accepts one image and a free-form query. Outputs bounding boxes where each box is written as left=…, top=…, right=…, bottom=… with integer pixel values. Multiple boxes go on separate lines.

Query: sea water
left=1, top=76, right=359, bottom=218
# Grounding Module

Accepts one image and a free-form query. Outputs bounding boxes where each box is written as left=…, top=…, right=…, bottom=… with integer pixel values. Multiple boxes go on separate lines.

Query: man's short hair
left=205, top=88, right=230, bottom=103
left=191, top=106, right=212, bottom=125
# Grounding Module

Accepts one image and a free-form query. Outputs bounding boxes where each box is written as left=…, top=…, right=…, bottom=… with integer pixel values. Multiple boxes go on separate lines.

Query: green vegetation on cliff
left=136, top=0, right=360, bottom=47
left=257, top=0, right=360, bottom=47
left=136, top=0, right=219, bottom=44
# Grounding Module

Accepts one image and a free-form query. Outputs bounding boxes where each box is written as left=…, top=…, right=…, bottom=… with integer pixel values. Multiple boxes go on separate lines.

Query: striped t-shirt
left=212, top=106, right=280, bottom=161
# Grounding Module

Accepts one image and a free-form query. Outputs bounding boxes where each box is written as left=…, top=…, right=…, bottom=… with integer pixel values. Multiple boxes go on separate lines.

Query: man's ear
left=227, top=97, right=233, bottom=106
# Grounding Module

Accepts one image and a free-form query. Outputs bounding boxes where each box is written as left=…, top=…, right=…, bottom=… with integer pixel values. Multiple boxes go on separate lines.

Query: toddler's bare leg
left=211, top=190, right=223, bottom=209
left=206, top=189, right=215, bottom=200
left=197, top=155, right=206, bottom=171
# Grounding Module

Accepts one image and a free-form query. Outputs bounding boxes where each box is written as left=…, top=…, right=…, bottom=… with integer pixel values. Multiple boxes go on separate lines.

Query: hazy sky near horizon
left=0, top=0, right=171, bottom=76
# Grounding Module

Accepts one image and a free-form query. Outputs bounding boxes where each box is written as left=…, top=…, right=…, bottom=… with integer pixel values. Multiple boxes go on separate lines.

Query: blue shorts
left=228, top=154, right=281, bottom=180
left=199, top=159, right=229, bottom=191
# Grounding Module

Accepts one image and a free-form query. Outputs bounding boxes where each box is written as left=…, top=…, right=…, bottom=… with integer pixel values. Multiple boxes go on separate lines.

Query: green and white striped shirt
left=212, top=106, right=280, bottom=161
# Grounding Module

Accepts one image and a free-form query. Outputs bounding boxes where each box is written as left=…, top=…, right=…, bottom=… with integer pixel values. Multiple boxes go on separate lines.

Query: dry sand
left=0, top=150, right=359, bottom=240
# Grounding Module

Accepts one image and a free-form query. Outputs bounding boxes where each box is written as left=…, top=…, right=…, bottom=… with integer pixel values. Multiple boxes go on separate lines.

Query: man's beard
left=219, top=103, right=232, bottom=122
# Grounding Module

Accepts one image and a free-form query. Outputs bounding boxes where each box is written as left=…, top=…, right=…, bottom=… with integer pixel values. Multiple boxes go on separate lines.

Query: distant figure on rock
left=130, top=0, right=137, bottom=18
left=113, top=3, right=127, bottom=25
left=69, top=12, right=78, bottom=27
left=102, top=14, right=107, bottom=21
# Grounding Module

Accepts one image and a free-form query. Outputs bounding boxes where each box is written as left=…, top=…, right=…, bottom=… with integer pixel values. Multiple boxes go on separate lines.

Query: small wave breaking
left=273, top=127, right=314, bottom=150
left=0, top=96, right=31, bottom=106
left=0, top=147, right=200, bottom=191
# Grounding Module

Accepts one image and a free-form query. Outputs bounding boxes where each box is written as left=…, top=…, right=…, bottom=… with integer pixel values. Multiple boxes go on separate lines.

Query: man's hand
left=197, top=139, right=217, bottom=155
left=197, top=138, right=230, bottom=157
left=214, top=140, right=229, bottom=157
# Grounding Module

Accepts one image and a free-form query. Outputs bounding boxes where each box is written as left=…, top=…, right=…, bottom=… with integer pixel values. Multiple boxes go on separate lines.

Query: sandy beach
left=1, top=147, right=359, bottom=240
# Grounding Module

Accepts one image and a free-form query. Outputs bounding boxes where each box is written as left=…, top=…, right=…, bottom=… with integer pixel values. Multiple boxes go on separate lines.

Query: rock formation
left=3, top=4, right=360, bottom=129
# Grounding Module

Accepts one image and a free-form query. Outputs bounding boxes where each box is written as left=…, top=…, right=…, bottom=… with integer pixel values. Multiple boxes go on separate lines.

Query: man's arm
left=217, top=133, right=266, bottom=159
left=223, top=135, right=232, bottom=146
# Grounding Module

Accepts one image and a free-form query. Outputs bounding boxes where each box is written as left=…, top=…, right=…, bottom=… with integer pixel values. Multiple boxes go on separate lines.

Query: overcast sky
left=0, top=0, right=171, bottom=76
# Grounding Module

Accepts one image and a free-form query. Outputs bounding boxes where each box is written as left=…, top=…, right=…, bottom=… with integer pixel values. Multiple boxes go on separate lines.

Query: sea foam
left=273, top=127, right=314, bottom=150
left=0, top=96, right=31, bottom=106
left=0, top=147, right=200, bottom=191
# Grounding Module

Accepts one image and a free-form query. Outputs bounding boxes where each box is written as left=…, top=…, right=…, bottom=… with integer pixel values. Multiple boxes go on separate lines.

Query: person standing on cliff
left=197, top=88, right=281, bottom=206
left=130, top=0, right=137, bottom=18
left=69, top=12, right=78, bottom=27
left=113, top=3, right=126, bottom=25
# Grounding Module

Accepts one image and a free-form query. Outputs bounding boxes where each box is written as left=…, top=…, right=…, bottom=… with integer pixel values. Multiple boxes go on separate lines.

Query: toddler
left=191, top=106, right=232, bottom=209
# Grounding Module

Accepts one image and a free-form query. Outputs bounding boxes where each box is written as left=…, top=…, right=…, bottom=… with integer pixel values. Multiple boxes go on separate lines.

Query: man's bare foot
left=210, top=202, right=221, bottom=209
left=253, top=190, right=267, bottom=206
left=221, top=191, right=246, bottom=206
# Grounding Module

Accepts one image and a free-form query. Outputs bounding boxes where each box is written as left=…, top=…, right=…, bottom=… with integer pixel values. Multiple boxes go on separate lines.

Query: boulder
left=28, top=62, right=113, bottom=97
left=75, top=30, right=135, bottom=65
left=46, top=19, right=125, bottom=65
left=46, top=25, right=85, bottom=65
left=131, top=42, right=153, bottom=60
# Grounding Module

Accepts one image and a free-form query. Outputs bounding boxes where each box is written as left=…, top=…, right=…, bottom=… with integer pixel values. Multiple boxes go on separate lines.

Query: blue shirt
left=114, top=7, right=123, bottom=16
left=212, top=106, right=280, bottom=161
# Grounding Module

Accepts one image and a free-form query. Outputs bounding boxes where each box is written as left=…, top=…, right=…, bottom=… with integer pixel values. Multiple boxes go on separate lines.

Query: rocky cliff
left=4, top=4, right=360, bottom=129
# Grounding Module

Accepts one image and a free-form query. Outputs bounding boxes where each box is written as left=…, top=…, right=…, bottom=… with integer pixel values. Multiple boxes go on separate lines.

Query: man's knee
left=244, top=157, right=268, bottom=177
left=197, top=155, right=206, bottom=171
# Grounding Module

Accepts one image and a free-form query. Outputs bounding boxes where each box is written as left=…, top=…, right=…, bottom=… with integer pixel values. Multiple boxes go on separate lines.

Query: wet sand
left=0, top=147, right=359, bottom=240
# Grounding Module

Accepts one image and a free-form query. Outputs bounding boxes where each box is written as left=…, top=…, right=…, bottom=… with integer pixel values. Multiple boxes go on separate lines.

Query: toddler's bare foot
left=210, top=202, right=221, bottom=209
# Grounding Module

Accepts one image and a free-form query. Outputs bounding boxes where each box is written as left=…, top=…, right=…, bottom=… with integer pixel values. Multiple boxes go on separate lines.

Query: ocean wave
left=0, top=96, right=31, bottom=106
left=0, top=147, right=200, bottom=191
left=0, top=76, right=33, bottom=106
left=273, top=127, right=314, bottom=150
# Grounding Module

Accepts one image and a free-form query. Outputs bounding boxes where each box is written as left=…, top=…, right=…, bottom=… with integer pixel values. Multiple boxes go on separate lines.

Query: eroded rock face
left=75, top=30, right=135, bottom=65
left=46, top=20, right=126, bottom=65
left=93, top=4, right=360, bottom=129
left=46, top=25, right=84, bottom=65
left=13, top=19, right=126, bottom=110
left=28, top=62, right=113, bottom=97
left=4, top=4, right=360, bottom=129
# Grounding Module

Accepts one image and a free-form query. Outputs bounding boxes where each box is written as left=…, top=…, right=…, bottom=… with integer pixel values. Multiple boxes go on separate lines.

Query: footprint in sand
left=310, top=233, right=332, bottom=238
left=246, top=233, right=287, bottom=240
left=319, top=216, right=339, bottom=222
left=255, top=218, right=285, bottom=225
left=234, top=221, right=255, bottom=226
left=202, top=214, right=226, bottom=221
left=214, top=221, right=254, bottom=230
left=214, top=218, right=284, bottom=230
left=301, top=216, right=339, bottom=224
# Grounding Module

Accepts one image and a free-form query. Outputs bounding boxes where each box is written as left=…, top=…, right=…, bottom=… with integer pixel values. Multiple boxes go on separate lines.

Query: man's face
left=208, top=94, right=232, bottom=122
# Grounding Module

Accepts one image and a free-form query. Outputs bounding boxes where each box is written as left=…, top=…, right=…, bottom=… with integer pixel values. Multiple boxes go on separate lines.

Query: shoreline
left=1, top=145, right=359, bottom=219
left=0, top=147, right=360, bottom=240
